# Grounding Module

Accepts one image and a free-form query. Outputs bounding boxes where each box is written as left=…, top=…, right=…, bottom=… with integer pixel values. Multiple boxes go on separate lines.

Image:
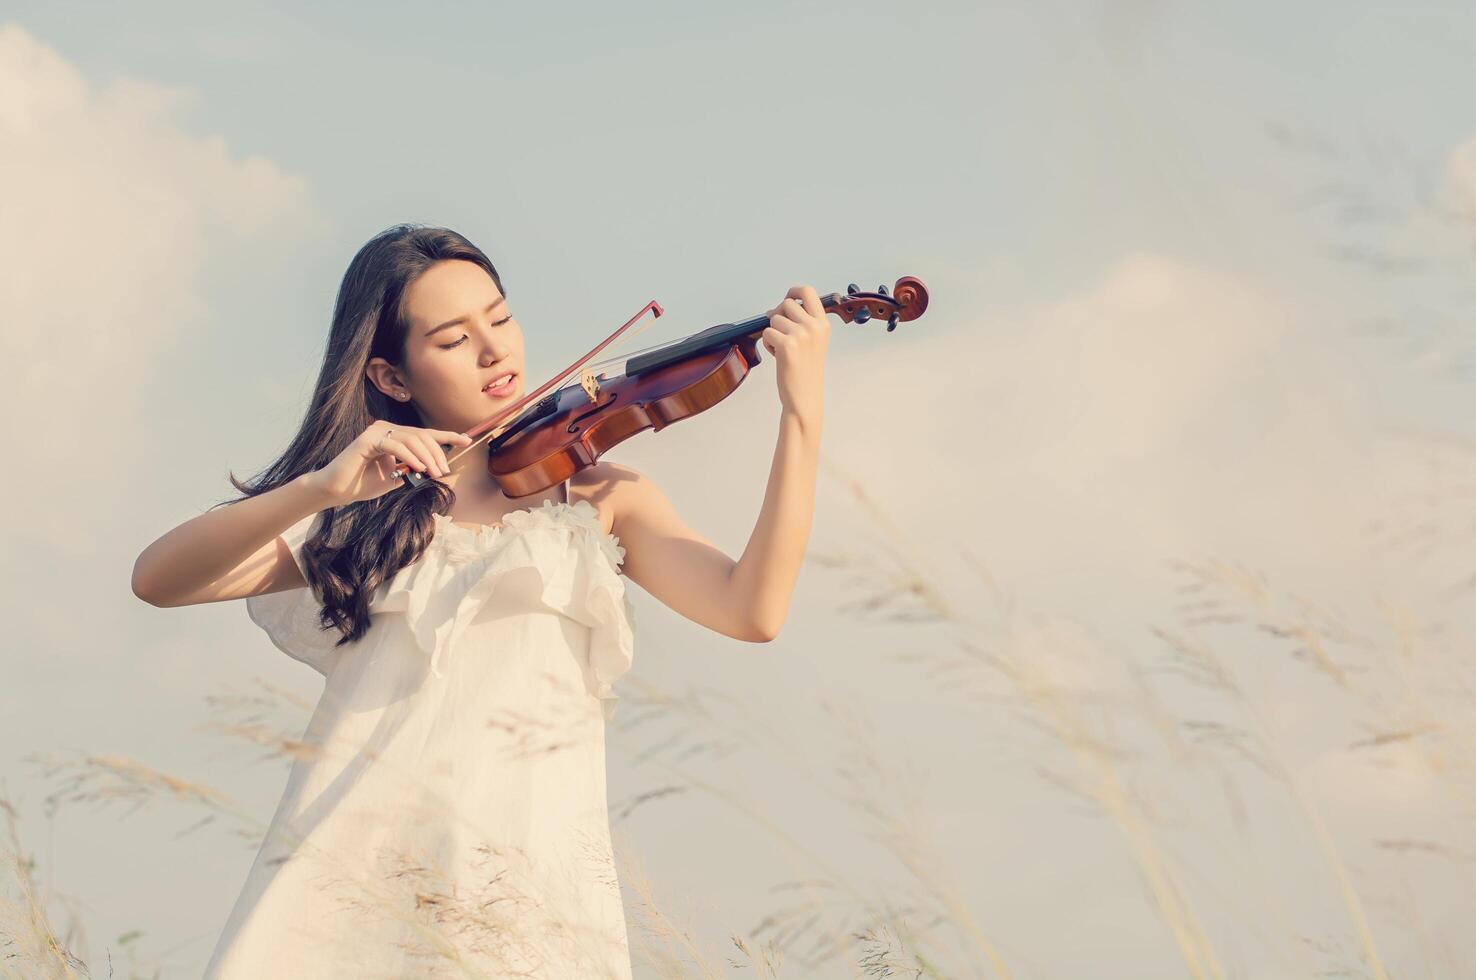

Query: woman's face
left=367, top=259, right=526, bottom=433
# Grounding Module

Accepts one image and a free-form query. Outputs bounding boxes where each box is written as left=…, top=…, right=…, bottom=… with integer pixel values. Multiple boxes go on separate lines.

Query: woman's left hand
left=762, top=284, right=830, bottom=426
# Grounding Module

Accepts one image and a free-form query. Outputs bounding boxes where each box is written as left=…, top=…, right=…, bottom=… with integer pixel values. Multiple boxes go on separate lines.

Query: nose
left=477, top=327, right=511, bottom=365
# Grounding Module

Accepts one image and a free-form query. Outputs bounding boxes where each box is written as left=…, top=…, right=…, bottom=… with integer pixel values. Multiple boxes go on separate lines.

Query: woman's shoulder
left=569, top=460, right=653, bottom=538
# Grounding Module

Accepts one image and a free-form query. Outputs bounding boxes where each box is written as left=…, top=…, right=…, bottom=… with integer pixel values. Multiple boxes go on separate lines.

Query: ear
left=365, top=357, right=410, bottom=401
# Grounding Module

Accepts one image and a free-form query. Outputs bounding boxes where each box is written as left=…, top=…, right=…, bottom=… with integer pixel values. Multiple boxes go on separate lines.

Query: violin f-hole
left=567, top=391, right=619, bottom=434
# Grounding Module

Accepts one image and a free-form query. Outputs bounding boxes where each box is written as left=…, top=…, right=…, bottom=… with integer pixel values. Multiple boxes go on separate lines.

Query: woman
left=131, top=224, right=828, bottom=978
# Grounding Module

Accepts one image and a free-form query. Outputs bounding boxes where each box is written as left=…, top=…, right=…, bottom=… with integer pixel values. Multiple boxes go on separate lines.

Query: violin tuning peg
left=887, top=313, right=899, bottom=332
left=878, top=283, right=889, bottom=296
left=847, top=283, right=860, bottom=295
left=854, top=307, right=872, bottom=324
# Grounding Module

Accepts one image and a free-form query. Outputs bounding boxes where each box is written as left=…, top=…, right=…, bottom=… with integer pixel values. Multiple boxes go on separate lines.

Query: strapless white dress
left=203, top=495, right=636, bottom=979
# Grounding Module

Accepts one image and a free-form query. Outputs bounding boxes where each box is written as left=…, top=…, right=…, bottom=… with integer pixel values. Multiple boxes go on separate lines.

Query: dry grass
left=846, top=437, right=1475, bottom=977
left=6, top=452, right=1476, bottom=977
left=5, top=687, right=637, bottom=979
left=0, top=795, right=88, bottom=980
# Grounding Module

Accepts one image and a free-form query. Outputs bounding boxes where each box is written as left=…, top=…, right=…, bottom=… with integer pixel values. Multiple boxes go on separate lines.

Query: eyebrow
left=425, top=298, right=507, bottom=337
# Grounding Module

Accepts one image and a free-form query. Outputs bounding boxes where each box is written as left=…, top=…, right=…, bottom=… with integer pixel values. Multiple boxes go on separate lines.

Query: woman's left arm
left=605, top=284, right=829, bottom=642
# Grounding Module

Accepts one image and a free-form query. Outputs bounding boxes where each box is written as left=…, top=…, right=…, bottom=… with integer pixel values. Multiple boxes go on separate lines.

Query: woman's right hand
left=304, top=420, right=473, bottom=506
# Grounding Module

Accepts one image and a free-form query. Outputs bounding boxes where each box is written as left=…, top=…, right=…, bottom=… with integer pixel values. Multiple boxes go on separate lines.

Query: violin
left=398, top=277, right=930, bottom=497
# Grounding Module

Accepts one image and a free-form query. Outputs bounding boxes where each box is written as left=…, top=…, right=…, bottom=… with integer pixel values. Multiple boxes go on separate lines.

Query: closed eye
left=439, top=316, right=512, bottom=349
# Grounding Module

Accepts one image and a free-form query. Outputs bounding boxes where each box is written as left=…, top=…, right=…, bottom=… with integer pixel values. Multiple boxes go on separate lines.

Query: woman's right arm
left=131, top=472, right=336, bottom=607
left=131, top=420, right=471, bottom=608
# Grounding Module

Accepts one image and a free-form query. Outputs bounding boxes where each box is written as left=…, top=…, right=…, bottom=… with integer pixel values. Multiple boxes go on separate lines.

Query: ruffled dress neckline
left=435, top=495, right=585, bottom=535
left=429, top=498, right=627, bottom=569
left=246, top=495, right=634, bottom=720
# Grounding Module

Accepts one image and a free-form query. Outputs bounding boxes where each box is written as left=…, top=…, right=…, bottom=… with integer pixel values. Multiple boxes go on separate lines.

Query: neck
left=440, top=456, right=504, bottom=499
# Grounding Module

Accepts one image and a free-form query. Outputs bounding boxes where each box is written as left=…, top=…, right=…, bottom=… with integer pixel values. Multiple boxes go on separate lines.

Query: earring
left=397, top=391, right=409, bottom=401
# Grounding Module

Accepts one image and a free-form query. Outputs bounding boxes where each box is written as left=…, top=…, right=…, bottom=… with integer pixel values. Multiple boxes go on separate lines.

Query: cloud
left=804, top=252, right=1476, bottom=831
left=815, top=251, right=1423, bottom=606
left=0, top=23, right=315, bottom=478
left=1444, top=133, right=1476, bottom=229
left=0, top=23, right=320, bottom=560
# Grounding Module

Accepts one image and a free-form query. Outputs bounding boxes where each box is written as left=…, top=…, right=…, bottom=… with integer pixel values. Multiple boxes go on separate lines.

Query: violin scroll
left=826, top=276, right=929, bottom=332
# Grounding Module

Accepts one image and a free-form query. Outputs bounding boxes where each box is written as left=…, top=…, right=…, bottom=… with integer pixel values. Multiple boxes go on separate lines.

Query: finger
left=768, top=314, right=799, bottom=334
left=403, top=433, right=439, bottom=477
left=761, top=325, right=786, bottom=356
left=377, top=436, right=430, bottom=474
left=362, top=420, right=398, bottom=456
left=432, top=429, right=473, bottom=467
left=419, top=430, right=451, bottom=475
left=790, top=284, right=824, bottom=319
left=779, top=298, right=807, bottom=323
left=428, top=435, right=451, bottom=475
left=435, top=429, right=474, bottom=447
left=408, top=430, right=448, bottom=476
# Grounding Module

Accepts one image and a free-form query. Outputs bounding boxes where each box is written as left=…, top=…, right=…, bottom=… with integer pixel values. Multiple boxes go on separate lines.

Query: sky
left=3, top=2, right=1476, bottom=977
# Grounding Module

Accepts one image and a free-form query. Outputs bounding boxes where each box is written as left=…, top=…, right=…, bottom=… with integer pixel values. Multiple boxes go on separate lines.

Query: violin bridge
left=579, top=366, right=601, bottom=403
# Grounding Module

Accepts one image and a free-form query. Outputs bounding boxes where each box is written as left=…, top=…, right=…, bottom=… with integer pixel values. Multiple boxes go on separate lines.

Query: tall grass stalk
left=820, top=453, right=1229, bottom=979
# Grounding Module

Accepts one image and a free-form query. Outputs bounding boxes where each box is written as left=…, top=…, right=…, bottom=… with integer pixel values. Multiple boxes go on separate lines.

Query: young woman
left=131, top=224, right=827, bottom=978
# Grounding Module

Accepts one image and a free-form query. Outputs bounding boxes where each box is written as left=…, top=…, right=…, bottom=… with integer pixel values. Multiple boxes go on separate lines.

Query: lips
left=483, top=372, right=517, bottom=397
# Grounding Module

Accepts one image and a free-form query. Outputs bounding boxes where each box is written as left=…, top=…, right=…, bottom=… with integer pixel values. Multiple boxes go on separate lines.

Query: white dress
left=204, top=490, right=637, bottom=979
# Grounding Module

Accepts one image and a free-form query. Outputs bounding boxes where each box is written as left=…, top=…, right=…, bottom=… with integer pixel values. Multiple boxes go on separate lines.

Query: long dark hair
left=225, top=224, right=506, bottom=646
